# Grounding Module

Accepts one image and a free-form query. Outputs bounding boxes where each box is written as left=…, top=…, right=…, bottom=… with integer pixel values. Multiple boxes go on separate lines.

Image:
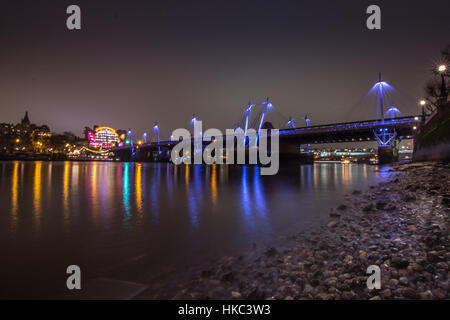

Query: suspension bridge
left=112, top=74, right=423, bottom=164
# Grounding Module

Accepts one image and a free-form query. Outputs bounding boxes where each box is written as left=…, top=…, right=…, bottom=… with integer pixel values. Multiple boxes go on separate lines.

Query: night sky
left=0, top=0, right=448, bottom=139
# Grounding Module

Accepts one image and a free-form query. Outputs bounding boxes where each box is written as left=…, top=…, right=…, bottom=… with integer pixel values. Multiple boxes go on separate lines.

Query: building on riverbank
left=0, top=111, right=51, bottom=154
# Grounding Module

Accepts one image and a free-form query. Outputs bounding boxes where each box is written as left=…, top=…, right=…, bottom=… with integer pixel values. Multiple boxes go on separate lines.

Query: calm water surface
left=0, top=161, right=390, bottom=298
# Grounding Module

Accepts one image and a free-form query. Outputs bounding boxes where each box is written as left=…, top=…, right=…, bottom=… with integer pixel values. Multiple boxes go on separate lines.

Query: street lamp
left=437, top=64, right=448, bottom=106
left=420, top=99, right=426, bottom=118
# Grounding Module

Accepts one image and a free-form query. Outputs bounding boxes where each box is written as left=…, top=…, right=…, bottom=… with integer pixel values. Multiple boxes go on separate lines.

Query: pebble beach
left=171, top=162, right=450, bottom=300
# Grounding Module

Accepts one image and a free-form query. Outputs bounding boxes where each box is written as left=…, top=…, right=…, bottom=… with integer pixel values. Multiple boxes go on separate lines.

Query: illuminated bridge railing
left=277, top=116, right=422, bottom=136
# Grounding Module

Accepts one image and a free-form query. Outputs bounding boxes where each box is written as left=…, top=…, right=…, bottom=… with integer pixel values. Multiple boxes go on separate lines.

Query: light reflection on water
left=0, top=161, right=390, bottom=298
left=33, top=161, right=42, bottom=229
left=10, top=161, right=19, bottom=230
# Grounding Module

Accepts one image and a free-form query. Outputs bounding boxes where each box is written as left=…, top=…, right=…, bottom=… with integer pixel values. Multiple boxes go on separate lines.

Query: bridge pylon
left=373, top=73, right=400, bottom=164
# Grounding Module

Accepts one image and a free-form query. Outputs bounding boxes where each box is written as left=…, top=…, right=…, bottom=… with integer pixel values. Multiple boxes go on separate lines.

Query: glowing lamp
left=438, top=64, right=447, bottom=73
left=419, top=99, right=426, bottom=106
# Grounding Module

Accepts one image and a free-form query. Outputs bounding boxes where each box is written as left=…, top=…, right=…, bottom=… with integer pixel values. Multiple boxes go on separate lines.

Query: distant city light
left=89, top=127, right=119, bottom=149
left=419, top=99, right=426, bottom=106
left=438, top=64, right=447, bottom=72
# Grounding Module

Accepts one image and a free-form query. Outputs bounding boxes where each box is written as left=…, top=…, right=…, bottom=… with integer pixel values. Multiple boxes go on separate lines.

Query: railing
left=278, top=116, right=422, bottom=136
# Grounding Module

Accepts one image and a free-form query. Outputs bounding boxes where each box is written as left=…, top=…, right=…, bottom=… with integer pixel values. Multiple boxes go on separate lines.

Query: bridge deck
left=113, top=115, right=422, bottom=150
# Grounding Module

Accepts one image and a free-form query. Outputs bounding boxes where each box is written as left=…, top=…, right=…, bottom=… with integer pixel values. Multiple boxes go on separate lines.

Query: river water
left=0, top=161, right=391, bottom=298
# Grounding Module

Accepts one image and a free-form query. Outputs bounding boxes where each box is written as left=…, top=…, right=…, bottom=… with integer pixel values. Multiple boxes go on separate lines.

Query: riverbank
left=167, top=161, right=449, bottom=300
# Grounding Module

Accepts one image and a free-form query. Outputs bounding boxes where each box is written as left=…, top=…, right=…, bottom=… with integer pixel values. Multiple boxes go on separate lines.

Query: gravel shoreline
left=171, top=161, right=449, bottom=300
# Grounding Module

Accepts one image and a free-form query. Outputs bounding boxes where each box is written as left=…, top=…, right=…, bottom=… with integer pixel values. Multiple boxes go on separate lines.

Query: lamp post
left=191, top=114, right=201, bottom=158
left=304, top=115, right=311, bottom=127
left=127, top=130, right=132, bottom=147
left=304, top=115, right=311, bottom=151
left=153, top=122, right=160, bottom=153
left=437, top=64, right=447, bottom=106
left=420, top=99, right=427, bottom=120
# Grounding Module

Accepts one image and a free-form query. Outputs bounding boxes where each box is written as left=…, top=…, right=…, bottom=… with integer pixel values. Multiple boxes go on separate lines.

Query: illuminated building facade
left=88, top=126, right=120, bottom=149
left=0, top=111, right=51, bottom=153
left=2, top=111, right=52, bottom=139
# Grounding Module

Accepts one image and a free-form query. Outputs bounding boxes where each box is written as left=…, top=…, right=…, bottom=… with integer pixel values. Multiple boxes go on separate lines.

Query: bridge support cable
left=243, top=102, right=255, bottom=146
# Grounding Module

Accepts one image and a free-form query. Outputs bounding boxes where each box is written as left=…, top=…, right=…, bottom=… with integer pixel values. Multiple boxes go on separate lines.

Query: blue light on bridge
left=386, top=105, right=402, bottom=119
left=304, top=115, right=311, bottom=127
left=244, top=102, right=255, bottom=146
left=369, top=80, right=393, bottom=94
left=286, top=117, right=296, bottom=128
left=154, top=122, right=160, bottom=152
left=256, top=98, right=273, bottom=146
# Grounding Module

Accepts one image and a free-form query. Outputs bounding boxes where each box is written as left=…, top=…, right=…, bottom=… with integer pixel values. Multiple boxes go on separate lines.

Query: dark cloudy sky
left=0, top=0, right=448, bottom=138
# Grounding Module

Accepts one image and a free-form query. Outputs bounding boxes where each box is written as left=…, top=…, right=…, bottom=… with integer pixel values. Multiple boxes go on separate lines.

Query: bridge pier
left=377, top=144, right=399, bottom=164
left=279, top=142, right=314, bottom=163
left=137, top=147, right=171, bottom=162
